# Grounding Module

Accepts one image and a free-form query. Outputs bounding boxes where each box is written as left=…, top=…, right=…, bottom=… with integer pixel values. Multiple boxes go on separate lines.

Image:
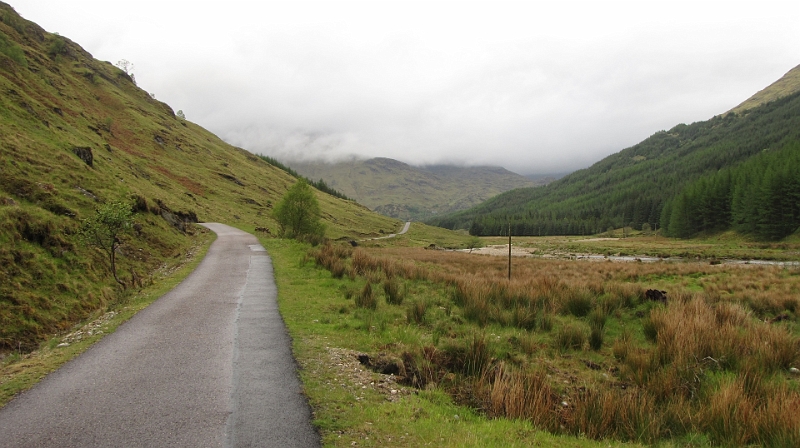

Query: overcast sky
left=14, top=1, right=800, bottom=175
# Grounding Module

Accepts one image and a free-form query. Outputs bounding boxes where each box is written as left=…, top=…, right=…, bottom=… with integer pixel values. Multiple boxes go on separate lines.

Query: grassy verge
left=262, top=237, right=643, bottom=447
left=0, top=226, right=215, bottom=407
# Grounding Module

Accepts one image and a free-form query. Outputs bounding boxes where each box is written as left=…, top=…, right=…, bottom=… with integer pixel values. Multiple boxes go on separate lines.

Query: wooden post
left=508, top=222, right=512, bottom=281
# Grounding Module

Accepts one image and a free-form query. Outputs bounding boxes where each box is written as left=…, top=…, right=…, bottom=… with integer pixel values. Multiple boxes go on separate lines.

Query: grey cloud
left=15, top=1, right=800, bottom=175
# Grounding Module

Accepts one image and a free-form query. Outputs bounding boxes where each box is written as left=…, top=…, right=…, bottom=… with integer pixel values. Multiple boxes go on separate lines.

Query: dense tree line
left=427, top=91, right=800, bottom=240
left=661, top=140, right=800, bottom=240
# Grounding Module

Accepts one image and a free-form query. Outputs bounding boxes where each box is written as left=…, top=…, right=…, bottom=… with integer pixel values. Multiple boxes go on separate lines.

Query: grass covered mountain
left=289, top=157, right=544, bottom=221
left=730, top=63, right=800, bottom=114
left=428, top=64, right=800, bottom=239
left=0, top=3, right=398, bottom=353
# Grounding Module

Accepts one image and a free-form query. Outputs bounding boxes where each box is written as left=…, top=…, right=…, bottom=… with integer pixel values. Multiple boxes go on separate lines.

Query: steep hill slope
left=0, top=3, right=398, bottom=353
left=428, top=69, right=800, bottom=237
left=730, top=64, right=800, bottom=114
left=290, top=157, right=544, bottom=221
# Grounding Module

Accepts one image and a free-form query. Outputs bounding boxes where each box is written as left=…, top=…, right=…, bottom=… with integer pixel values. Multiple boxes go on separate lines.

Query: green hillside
left=730, top=64, right=800, bottom=114
left=290, top=157, right=543, bottom=221
left=0, top=3, right=398, bottom=353
left=428, top=76, right=800, bottom=238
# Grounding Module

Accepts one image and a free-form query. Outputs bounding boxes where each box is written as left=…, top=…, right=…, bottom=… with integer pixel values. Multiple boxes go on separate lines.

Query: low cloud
left=17, top=1, right=800, bottom=174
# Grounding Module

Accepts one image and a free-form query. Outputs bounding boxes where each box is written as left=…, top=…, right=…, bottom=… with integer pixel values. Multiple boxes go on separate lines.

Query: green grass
left=263, top=237, right=647, bottom=447
left=264, top=234, right=800, bottom=446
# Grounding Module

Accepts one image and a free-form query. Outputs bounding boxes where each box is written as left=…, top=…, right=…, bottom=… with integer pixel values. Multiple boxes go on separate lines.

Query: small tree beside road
left=79, top=200, right=133, bottom=287
left=273, top=179, right=325, bottom=243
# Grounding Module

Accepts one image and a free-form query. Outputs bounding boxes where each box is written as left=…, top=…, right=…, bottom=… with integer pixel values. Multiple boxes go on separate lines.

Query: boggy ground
left=301, top=238, right=800, bottom=446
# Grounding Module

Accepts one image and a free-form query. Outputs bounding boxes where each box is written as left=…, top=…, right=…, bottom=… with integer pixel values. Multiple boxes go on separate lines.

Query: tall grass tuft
left=464, top=333, right=492, bottom=376
left=355, top=282, right=377, bottom=310
left=564, top=288, right=594, bottom=317
left=538, top=310, right=554, bottom=332
left=701, top=377, right=755, bottom=446
left=406, top=300, right=428, bottom=325
left=571, top=388, right=662, bottom=443
left=476, top=363, right=559, bottom=429
left=330, top=259, right=346, bottom=279
left=753, top=384, right=800, bottom=447
left=351, top=248, right=378, bottom=276
left=588, top=307, right=606, bottom=350
left=511, top=305, right=537, bottom=330
left=383, top=277, right=404, bottom=305
left=554, top=323, right=587, bottom=352
left=589, top=326, right=604, bottom=351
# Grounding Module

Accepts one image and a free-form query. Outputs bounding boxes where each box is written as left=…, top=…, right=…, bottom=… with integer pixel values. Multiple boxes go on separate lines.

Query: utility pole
left=508, top=222, right=512, bottom=281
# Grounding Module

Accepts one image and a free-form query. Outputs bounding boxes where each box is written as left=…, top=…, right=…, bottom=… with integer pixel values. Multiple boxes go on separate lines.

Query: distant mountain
left=427, top=65, right=800, bottom=239
left=524, top=173, right=564, bottom=183
left=288, top=158, right=543, bottom=221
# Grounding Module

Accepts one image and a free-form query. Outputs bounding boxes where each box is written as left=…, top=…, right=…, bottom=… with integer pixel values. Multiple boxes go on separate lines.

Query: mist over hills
left=288, top=157, right=547, bottom=221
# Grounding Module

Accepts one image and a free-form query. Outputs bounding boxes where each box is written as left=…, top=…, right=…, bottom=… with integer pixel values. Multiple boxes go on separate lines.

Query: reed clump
left=355, top=282, right=376, bottom=310
left=383, top=277, right=404, bottom=305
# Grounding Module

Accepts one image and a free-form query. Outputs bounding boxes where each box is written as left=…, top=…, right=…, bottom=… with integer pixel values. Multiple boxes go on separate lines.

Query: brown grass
left=310, top=244, right=800, bottom=445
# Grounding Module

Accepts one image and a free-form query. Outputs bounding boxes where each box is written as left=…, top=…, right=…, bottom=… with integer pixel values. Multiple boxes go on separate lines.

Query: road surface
left=0, top=223, right=319, bottom=447
left=369, top=221, right=411, bottom=240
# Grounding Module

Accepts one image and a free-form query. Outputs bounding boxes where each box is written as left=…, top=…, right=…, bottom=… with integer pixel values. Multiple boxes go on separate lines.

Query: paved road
left=0, top=223, right=319, bottom=447
left=370, top=221, right=411, bottom=240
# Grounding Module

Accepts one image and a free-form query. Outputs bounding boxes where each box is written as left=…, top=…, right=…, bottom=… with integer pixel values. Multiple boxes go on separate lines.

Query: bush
left=273, top=179, right=325, bottom=242
left=47, top=35, right=67, bottom=58
left=78, top=200, right=132, bottom=286
left=0, top=31, right=26, bottom=66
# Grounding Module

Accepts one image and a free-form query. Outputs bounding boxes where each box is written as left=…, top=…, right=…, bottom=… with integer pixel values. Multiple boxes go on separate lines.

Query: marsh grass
left=406, top=299, right=428, bottom=325
left=383, top=277, right=404, bottom=305
left=307, top=243, right=800, bottom=445
left=354, top=282, right=377, bottom=310
left=554, top=323, right=588, bottom=352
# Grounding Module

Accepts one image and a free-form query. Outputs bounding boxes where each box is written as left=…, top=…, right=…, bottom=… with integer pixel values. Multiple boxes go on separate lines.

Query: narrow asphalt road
left=0, top=223, right=319, bottom=447
left=370, top=221, right=411, bottom=240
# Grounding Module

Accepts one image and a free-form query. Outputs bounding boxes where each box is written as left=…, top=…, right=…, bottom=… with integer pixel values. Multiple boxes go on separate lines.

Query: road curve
left=398, top=221, right=411, bottom=235
left=370, top=221, right=411, bottom=240
left=0, top=223, right=319, bottom=447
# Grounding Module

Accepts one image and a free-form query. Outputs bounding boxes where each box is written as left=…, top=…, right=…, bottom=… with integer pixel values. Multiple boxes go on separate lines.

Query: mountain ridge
left=288, top=157, right=546, bottom=221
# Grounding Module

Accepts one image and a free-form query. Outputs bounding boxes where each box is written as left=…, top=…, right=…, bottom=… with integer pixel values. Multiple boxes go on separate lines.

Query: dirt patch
left=57, top=311, right=117, bottom=347
left=324, top=347, right=413, bottom=403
